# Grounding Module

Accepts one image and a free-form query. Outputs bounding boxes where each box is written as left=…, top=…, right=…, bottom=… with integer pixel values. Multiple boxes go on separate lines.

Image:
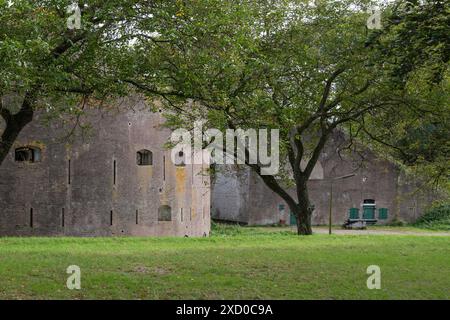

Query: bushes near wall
left=413, top=204, right=450, bottom=230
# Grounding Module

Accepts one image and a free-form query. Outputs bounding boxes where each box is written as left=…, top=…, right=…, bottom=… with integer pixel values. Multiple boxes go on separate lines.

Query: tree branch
left=319, top=67, right=346, bottom=111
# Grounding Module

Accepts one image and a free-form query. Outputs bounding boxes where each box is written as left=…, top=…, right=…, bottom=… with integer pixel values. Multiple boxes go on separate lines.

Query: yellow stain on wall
left=159, top=186, right=168, bottom=204
left=65, top=144, right=72, bottom=160
left=112, top=187, right=118, bottom=200
left=175, top=167, right=186, bottom=194
left=137, top=167, right=153, bottom=194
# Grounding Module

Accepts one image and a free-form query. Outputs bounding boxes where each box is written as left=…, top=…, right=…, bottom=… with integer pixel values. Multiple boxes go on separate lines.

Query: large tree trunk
left=0, top=96, right=34, bottom=165
left=287, top=202, right=312, bottom=235
left=296, top=193, right=313, bottom=235
left=289, top=180, right=313, bottom=235
left=254, top=164, right=314, bottom=236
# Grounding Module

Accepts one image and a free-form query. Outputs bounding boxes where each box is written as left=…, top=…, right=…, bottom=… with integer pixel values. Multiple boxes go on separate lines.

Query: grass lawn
left=313, top=225, right=450, bottom=234
left=0, top=226, right=449, bottom=300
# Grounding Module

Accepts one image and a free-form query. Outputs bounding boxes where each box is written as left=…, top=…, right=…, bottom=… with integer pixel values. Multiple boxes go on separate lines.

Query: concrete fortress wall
left=212, top=130, right=437, bottom=226
left=0, top=99, right=211, bottom=237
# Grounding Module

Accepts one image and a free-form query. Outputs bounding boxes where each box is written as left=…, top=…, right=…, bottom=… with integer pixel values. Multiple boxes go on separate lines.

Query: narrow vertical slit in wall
left=30, top=208, right=33, bottom=228
left=113, top=160, right=116, bottom=185
left=68, top=159, right=71, bottom=185
left=110, top=210, right=113, bottom=226
left=136, top=210, right=138, bottom=225
left=163, top=155, right=166, bottom=181
left=180, top=208, right=183, bottom=222
left=62, top=208, right=65, bottom=227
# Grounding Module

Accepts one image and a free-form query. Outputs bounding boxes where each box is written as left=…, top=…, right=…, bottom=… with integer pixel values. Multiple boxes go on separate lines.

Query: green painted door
left=363, top=206, right=375, bottom=219
left=290, top=212, right=297, bottom=225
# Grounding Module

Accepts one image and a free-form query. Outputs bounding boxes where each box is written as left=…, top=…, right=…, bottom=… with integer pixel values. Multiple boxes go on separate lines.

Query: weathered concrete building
left=0, top=98, right=211, bottom=237
left=0, top=95, right=439, bottom=236
left=212, top=130, right=437, bottom=226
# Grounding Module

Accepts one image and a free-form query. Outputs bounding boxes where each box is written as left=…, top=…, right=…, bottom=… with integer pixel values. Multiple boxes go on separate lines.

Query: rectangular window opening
left=30, top=208, right=33, bottom=228
left=163, top=155, right=166, bottom=181
left=68, top=159, right=71, bottom=185
left=113, top=160, right=116, bottom=185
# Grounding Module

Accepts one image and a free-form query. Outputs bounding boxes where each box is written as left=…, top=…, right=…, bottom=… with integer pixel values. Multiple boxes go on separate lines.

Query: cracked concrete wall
left=0, top=98, right=210, bottom=237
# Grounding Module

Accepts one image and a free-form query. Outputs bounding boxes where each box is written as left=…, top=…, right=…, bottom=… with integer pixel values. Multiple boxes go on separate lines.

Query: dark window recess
left=68, top=160, right=71, bottom=185
left=30, top=208, right=33, bottom=228
left=163, top=155, right=166, bottom=180
left=136, top=210, right=139, bottom=225
left=137, top=150, right=153, bottom=166
left=62, top=208, right=65, bottom=227
left=180, top=208, right=184, bottom=222
left=158, top=205, right=172, bottom=222
left=175, top=151, right=186, bottom=167
left=15, top=147, right=41, bottom=163
left=113, top=160, right=116, bottom=185
left=110, top=210, right=113, bottom=226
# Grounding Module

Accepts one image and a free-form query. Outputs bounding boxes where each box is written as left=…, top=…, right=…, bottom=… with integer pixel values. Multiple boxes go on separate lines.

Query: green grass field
left=0, top=225, right=449, bottom=300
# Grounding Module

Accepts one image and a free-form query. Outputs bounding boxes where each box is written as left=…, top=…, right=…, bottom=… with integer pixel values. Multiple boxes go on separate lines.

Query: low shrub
left=413, top=204, right=450, bottom=230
